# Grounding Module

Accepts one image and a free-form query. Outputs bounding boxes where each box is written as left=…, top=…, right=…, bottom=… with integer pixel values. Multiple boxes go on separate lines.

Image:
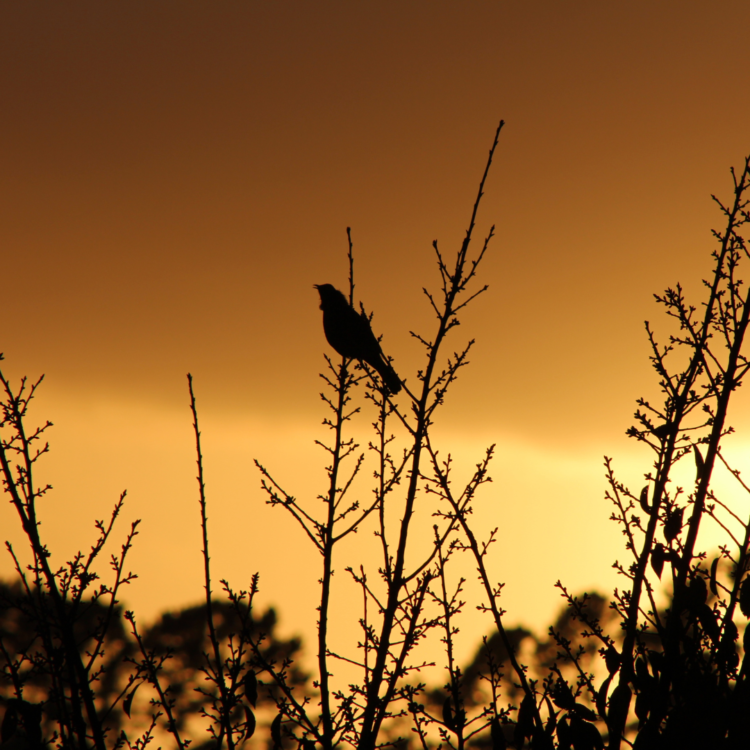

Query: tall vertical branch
left=675, top=159, right=750, bottom=594
left=357, top=119, right=505, bottom=750
left=188, top=373, right=234, bottom=750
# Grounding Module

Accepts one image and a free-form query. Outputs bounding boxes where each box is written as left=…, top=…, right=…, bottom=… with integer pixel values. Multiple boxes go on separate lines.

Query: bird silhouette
left=314, top=283, right=402, bottom=394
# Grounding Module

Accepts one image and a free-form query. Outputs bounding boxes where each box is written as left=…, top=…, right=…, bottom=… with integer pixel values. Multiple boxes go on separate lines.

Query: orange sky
left=3, top=2, right=750, bottom=668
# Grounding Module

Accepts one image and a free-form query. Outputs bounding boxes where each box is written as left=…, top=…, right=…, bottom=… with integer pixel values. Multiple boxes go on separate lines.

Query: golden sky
left=3, top=2, right=750, bottom=667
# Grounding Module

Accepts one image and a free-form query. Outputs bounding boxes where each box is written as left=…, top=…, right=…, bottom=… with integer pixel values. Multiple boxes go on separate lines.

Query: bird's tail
left=375, top=358, right=402, bottom=395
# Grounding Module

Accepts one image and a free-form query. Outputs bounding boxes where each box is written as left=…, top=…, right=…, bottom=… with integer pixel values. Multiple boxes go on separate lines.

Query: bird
left=314, top=283, right=402, bottom=394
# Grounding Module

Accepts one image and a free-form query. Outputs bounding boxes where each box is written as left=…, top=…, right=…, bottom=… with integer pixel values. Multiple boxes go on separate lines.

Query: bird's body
left=314, top=283, right=402, bottom=394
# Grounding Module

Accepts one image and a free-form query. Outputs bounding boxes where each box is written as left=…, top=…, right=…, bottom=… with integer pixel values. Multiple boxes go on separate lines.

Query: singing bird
left=314, top=284, right=402, bottom=394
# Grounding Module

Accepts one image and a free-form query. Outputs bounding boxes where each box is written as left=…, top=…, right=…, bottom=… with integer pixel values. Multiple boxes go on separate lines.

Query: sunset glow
left=3, top=1, right=750, bottom=671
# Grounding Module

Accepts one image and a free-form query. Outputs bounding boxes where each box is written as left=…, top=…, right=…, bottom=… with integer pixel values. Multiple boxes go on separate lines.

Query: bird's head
left=314, top=283, right=347, bottom=310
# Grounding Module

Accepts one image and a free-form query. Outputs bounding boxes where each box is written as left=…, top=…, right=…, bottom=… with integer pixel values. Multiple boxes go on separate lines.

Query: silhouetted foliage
left=3, top=126, right=750, bottom=749
left=532, top=155, right=750, bottom=750
left=0, top=575, right=306, bottom=748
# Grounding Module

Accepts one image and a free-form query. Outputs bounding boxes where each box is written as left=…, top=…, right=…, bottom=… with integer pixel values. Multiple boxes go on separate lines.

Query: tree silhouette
left=0, top=577, right=307, bottom=747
